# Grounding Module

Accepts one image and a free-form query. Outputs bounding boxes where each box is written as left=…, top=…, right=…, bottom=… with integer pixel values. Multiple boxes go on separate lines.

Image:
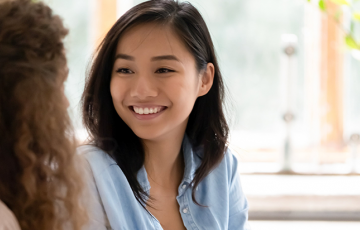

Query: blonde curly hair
left=0, top=0, right=88, bottom=229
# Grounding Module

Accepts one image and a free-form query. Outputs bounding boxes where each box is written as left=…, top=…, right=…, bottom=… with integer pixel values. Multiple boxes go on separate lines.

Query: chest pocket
left=180, top=190, right=225, bottom=230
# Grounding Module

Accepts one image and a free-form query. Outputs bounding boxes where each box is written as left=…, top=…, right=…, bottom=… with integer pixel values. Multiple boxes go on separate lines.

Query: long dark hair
left=82, top=0, right=229, bottom=207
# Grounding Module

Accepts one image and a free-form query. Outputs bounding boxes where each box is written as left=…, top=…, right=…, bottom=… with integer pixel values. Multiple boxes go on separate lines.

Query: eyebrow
left=114, top=54, right=180, bottom=62
left=114, top=53, right=134, bottom=61
left=151, top=55, right=180, bottom=62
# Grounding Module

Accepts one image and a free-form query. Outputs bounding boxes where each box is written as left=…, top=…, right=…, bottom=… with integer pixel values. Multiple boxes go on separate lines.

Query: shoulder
left=0, top=200, right=21, bottom=230
left=77, top=145, right=129, bottom=193
left=219, top=147, right=239, bottom=183
left=197, top=147, right=239, bottom=185
left=223, top=148, right=239, bottom=175
left=77, top=145, right=117, bottom=176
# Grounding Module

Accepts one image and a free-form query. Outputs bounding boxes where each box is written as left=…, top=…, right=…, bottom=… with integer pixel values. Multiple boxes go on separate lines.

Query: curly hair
left=0, top=0, right=87, bottom=230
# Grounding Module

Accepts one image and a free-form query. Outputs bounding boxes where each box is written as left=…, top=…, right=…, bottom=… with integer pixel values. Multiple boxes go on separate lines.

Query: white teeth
left=144, top=108, right=149, bottom=114
left=133, top=106, right=162, bottom=115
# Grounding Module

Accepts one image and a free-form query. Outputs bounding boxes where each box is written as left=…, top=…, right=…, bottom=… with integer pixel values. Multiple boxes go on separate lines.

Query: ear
left=197, top=63, right=215, bottom=97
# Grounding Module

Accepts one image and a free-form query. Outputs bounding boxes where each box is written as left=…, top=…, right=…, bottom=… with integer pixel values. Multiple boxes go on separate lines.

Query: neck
left=142, top=130, right=185, bottom=186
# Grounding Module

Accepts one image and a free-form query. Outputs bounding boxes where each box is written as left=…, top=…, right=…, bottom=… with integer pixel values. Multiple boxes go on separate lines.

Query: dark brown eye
left=156, top=68, right=174, bottom=73
left=116, top=68, right=133, bottom=74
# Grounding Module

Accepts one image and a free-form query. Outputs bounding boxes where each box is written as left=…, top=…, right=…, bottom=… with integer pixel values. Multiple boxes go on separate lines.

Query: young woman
left=0, top=0, right=87, bottom=229
left=80, top=0, right=249, bottom=229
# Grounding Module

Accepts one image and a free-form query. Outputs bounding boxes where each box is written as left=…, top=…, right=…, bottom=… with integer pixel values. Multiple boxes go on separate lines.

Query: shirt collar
left=137, top=134, right=199, bottom=192
left=137, top=165, right=150, bottom=192
left=182, top=134, right=197, bottom=183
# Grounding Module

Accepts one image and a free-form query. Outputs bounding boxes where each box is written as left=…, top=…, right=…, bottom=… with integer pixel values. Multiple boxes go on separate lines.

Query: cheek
left=110, top=78, right=126, bottom=110
left=167, top=76, right=199, bottom=114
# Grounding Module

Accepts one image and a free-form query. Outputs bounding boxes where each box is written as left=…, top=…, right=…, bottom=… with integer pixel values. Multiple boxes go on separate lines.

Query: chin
left=131, top=126, right=166, bottom=141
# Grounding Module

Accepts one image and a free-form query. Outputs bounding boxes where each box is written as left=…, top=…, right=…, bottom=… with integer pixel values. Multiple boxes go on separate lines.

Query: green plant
left=307, top=0, right=360, bottom=50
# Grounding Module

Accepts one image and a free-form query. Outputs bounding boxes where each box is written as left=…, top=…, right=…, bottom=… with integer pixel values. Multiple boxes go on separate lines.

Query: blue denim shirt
left=79, top=136, right=249, bottom=230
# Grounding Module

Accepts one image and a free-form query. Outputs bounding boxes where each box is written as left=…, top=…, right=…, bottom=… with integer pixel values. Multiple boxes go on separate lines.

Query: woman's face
left=110, top=23, right=210, bottom=141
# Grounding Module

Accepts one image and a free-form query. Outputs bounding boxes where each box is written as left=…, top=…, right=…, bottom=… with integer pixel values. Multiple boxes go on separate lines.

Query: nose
left=130, top=74, right=158, bottom=100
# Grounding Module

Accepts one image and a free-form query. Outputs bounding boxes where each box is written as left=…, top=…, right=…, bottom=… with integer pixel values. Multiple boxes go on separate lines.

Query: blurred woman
left=0, top=0, right=87, bottom=229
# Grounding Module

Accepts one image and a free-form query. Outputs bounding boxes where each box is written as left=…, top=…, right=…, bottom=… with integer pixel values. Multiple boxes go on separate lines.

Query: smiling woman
left=110, top=22, right=214, bottom=141
left=79, top=0, right=249, bottom=230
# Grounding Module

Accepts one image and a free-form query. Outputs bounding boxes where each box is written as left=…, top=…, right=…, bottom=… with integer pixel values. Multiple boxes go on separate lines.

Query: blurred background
left=43, top=0, right=360, bottom=228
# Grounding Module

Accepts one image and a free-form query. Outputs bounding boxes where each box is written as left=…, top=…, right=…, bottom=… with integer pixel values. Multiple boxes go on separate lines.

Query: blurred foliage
left=308, top=0, right=360, bottom=50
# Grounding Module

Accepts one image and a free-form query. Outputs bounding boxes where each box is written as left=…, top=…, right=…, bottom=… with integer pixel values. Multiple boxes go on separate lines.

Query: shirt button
left=182, top=184, right=186, bottom=189
left=182, top=208, right=188, bottom=214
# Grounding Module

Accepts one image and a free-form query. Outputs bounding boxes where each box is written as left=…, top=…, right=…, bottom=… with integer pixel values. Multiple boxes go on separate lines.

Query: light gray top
left=0, top=200, right=21, bottom=230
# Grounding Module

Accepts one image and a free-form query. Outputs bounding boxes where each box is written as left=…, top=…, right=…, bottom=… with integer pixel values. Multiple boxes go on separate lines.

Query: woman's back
left=0, top=0, right=87, bottom=229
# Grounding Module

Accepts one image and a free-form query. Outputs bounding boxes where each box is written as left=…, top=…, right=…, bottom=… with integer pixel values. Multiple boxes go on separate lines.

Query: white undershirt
left=0, top=200, right=21, bottom=230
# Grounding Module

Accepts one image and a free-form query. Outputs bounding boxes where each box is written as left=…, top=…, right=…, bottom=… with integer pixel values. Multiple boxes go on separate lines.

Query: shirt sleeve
left=227, top=151, right=251, bottom=230
left=81, top=156, right=112, bottom=230
left=0, top=200, right=21, bottom=230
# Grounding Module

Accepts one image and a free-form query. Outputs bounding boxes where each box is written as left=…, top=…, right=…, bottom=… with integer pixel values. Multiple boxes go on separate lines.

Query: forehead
left=115, top=22, right=192, bottom=60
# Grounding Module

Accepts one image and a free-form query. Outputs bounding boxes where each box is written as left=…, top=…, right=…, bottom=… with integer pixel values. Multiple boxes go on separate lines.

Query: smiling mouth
left=130, top=106, right=167, bottom=115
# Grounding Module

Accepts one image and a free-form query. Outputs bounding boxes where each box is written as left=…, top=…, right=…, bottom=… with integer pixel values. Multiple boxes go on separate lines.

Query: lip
left=129, top=105, right=167, bottom=120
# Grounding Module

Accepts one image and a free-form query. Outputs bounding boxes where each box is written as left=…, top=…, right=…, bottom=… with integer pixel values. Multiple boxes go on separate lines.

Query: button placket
left=181, top=192, right=200, bottom=230
left=178, top=182, right=188, bottom=197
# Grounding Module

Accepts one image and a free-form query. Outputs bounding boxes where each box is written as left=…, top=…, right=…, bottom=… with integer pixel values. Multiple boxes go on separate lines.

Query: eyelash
left=156, top=68, right=174, bottom=73
left=116, top=68, right=133, bottom=74
left=116, top=68, right=175, bottom=74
